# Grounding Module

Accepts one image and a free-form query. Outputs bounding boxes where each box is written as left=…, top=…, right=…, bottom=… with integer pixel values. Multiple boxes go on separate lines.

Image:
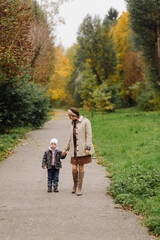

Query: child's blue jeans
left=48, top=166, right=59, bottom=187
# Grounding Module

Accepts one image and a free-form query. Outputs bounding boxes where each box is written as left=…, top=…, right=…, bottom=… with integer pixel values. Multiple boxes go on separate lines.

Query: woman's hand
left=85, top=150, right=90, bottom=156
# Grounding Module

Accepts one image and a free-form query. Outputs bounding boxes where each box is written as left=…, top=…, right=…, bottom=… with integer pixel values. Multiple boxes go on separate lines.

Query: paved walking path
left=0, top=110, right=154, bottom=240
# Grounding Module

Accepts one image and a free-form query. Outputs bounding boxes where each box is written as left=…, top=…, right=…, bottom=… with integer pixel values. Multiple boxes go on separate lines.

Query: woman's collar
left=72, top=115, right=83, bottom=124
left=77, top=115, right=83, bottom=122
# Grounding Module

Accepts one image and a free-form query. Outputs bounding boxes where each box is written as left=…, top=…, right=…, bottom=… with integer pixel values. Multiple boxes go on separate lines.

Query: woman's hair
left=69, top=107, right=80, bottom=117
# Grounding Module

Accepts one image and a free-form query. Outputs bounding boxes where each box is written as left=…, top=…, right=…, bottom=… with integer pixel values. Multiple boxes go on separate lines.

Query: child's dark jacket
left=42, top=150, right=66, bottom=169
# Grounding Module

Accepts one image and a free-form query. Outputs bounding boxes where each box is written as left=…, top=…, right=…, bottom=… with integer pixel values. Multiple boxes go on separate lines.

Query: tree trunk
left=156, top=20, right=160, bottom=77
left=92, top=66, right=102, bottom=85
left=31, top=46, right=41, bottom=68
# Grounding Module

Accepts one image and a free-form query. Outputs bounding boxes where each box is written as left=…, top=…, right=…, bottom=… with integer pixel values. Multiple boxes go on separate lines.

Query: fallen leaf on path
left=114, top=204, right=122, bottom=209
left=100, top=214, right=107, bottom=217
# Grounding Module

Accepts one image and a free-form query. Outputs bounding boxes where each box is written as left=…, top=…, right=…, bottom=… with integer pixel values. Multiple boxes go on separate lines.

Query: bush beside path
left=0, top=110, right=153, bottom=240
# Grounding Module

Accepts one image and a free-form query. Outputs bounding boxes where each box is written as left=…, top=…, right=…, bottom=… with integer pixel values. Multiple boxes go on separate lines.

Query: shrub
left=92, top=82, right=115, bottom=112
left=137, top=90, right=160, bottom=111
left=0, top=77, right=50, bottom=131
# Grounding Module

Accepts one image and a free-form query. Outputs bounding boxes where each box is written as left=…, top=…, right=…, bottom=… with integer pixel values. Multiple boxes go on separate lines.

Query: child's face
left=50, top=142, right=57, bottom=149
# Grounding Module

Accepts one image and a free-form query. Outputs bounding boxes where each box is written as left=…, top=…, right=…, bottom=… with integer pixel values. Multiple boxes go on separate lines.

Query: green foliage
left=125, top=0, right=160, bottom=91
left=103, top=7, right=119, bottom=26
left=142, top=197, right=160, bottom=235
left=72, top=14, right=117, bottom=109
left=81, top=108, right=160, bottom=236
left=110, top=165, right=160, bottom=199
left=79, top=65, right=114, bottom=111
left=107, top=83, right=127, bottom=108
left=122, top=51, right=144, bottom=105
left=31, top=0, right=47, bottom=22
left=92, top=82, right=115, bottom=112
left=76, top=14, right=117, bottom=84
left=0, top=127, right=33, bottom=162
left=79, top=64, right=97, bottom=110
left=0, top=77, right=50, bottom=130
left=106, top=7, right=119, bottom=22
left=137, top=88, right=160, bottom=111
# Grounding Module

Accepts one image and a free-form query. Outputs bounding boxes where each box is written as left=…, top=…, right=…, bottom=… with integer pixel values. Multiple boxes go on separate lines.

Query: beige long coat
left=65, top=116, right=95, bottom=157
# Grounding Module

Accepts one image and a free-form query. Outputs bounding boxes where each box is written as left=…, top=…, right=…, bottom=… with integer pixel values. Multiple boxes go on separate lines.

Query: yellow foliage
left=112, top=12, right=131, bottom=59
left=111, top=12, right=131, bottom=77
left=48, top=46, right=73, bottom=103
left=51, top=89, right=66, bottom=101
left=53, top=46, right=73, bottom=78
left=66, top=43, right=79, bottom=70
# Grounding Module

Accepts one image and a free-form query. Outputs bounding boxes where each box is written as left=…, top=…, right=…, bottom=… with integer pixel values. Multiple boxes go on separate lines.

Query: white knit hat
left=50, top=138, right=58, bottom=147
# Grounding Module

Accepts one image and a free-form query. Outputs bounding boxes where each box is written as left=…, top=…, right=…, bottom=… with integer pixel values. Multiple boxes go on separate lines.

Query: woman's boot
left=72, top=171, right=78, bottom=193
left=77, top=172, right=84, bottom=196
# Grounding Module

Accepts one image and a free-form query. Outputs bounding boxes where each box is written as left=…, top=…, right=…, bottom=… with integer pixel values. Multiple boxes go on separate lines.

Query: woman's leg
left=72, top=164, right=78, bottom=193
left=77, top=164, right=84, bottom=196
left=72, top=164, right=77, bottom=174
left=79, top=164, right=84, bottom=173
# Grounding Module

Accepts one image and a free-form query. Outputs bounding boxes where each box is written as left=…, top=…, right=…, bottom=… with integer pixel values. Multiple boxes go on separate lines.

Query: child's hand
left=62, top=150, right=67, bottom=156
left=42, top=166, right=46, bottom=169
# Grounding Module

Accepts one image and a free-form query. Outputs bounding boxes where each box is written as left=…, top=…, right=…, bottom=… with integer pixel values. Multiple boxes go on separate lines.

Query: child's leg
left=51, top=166, right=54, bottom=187
left=53, top=167, right=60, bottom=192
left=48, top=169, right=52, bottom=186
left=47, top=169, right=52, bottom=192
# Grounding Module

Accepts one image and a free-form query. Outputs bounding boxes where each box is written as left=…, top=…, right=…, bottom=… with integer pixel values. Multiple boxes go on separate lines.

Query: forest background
left=0, top=0, right=160, bottom=238
left=1, top=0, right=160, bottom=130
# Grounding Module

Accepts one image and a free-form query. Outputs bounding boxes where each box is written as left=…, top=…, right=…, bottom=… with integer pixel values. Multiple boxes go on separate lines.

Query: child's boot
left=77, top=172, right=84, bottom=196
left=72, top=171, right=78, bottom=194
left=54, top=185, right=59, bottom=192
left=48, top=185, right=52, bottom=192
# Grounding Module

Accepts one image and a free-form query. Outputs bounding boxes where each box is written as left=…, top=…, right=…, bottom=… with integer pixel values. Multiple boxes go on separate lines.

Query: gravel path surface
left=0, top=110, right=153, bottom=240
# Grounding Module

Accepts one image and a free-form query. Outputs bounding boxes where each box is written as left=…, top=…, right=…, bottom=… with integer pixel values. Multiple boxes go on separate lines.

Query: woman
left=63, top=107, right=94, bottom=196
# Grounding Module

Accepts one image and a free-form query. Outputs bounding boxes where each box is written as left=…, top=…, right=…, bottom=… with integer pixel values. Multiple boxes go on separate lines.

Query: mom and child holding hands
left=42, top=107, right=94, bottom=196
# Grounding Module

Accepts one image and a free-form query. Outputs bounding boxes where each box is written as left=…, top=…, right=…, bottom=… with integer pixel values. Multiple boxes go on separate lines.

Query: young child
left=42, top=138, right=66, bottom=193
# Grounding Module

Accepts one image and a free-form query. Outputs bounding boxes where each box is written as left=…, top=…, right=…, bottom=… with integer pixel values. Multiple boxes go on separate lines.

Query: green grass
left=81, top=108, right=160, bottom=237
left=0, top=127, right=33, bottom=162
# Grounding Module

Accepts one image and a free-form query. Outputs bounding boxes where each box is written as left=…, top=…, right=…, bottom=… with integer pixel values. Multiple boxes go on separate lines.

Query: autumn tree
left=125, top=0, right=160, bottom=91
left=0, top=0, right=33, bottom=81
left=110, top=11, right=141, bottom=106
left=29, top=1, right=55, bottom=86
left=48, top=46, right=74, bottom=106
left=112, top=11, right=131, bottom=79
left=0, top=0, right=61, bottom=129
left=65, top=43, right=79, bottom=102
left=123, top=51, right=144, bottom=104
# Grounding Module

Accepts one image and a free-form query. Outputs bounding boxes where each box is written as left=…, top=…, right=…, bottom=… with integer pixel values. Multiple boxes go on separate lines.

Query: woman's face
left=68, top=114, right=78, bottom=121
